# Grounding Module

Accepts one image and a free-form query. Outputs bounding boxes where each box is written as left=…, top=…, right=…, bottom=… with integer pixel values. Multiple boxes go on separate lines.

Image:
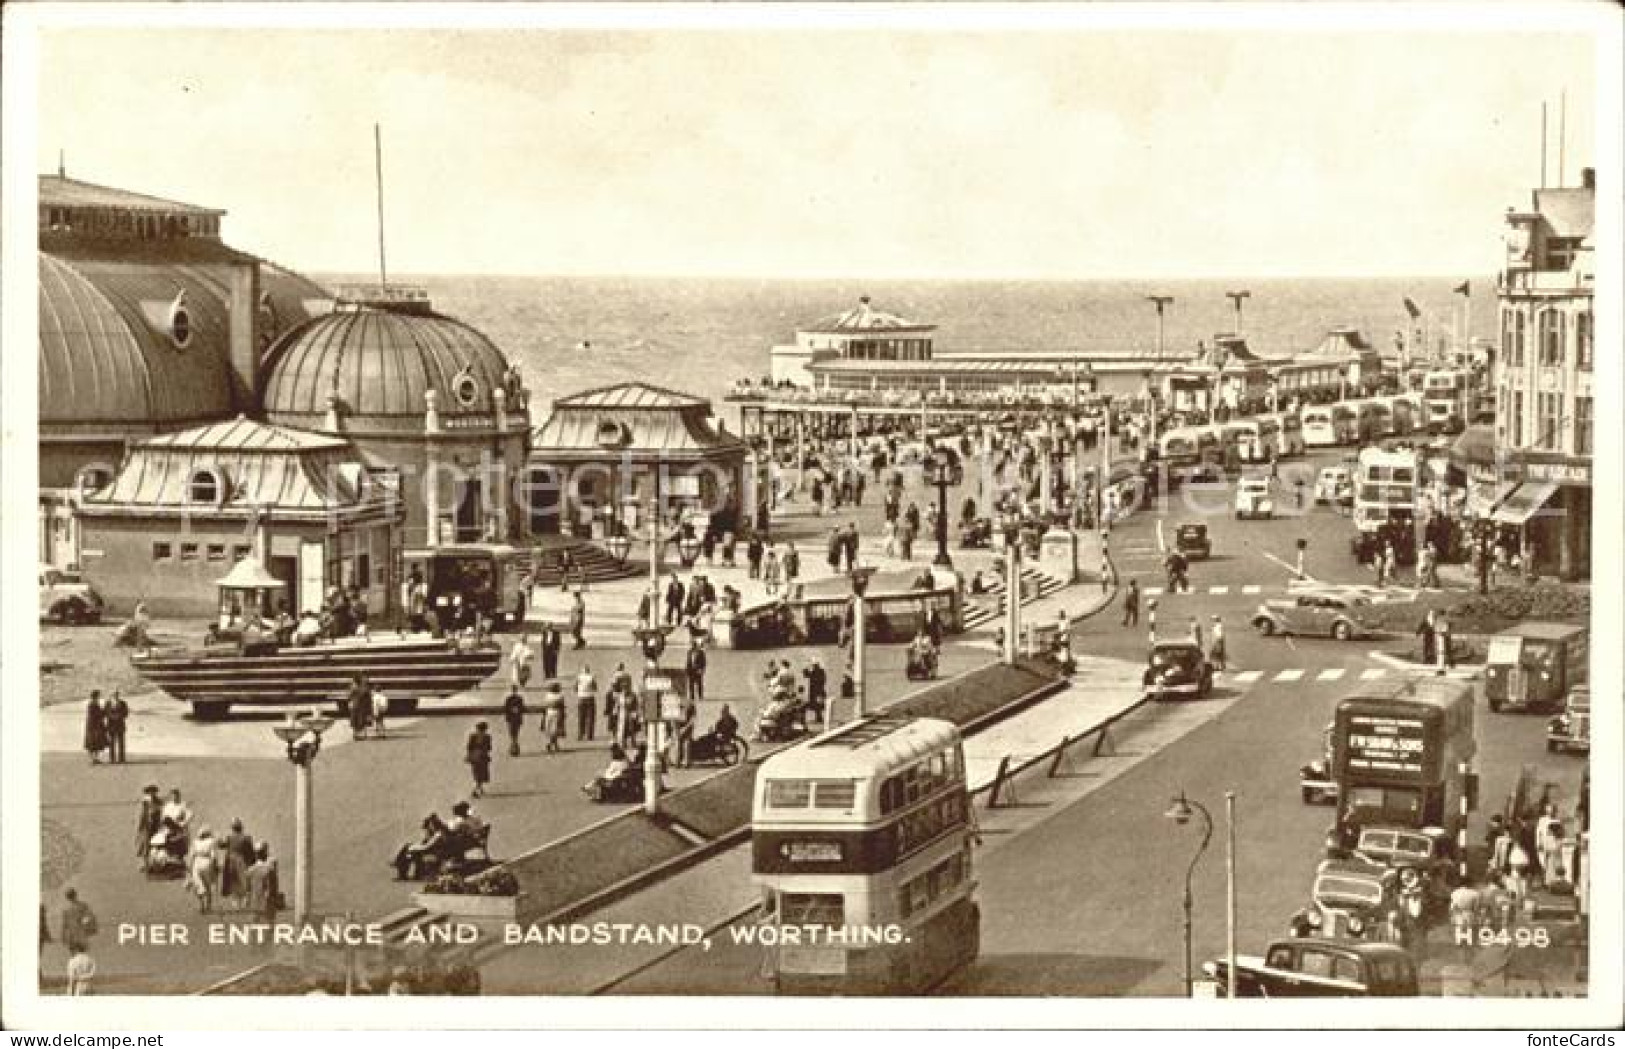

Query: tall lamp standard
left=1225, top=290, right=1251, bottom=335
left=1147, top=295, right=1174, bottom=360
left=847, top=565, right=877, bottom=719
left=272, top=711, right=334, bottom=957
left=1164, top=789, right=1237, bottom=998
left=631, top=625, right=673, bottom=816
left=925, top=447, right=963, bottom=568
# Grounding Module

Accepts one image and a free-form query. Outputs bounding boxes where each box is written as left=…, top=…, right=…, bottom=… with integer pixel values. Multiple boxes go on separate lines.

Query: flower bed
left=1369, top=583, right=1588, bottom=637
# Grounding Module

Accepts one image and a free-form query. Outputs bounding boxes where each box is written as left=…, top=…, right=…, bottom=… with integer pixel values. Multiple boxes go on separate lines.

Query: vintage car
left=39, top=564, right=105, bottom=625
left=1299, top=723, right=1338, bottom=805
left=1547, top=685, right=1591, bottom=754
left=1353, top=826, right=1454, bottom=920
left=1252, top=591, right=1381, bottom=641
left=1316, top=466, right=1354, bottom=505
left=1173, top=522, right=1212, bottom=560
left=1203, top=938, right=1419, bottom=997
left=1233, top=476, right=1275, bottom=520
left=1142, top=640, right=1214, bottom=700
left=1290, top=857, right=1401, bottom=943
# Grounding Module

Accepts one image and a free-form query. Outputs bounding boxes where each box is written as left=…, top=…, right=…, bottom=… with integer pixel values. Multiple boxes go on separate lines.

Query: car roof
left=1152, top=641, right=1201, bottom=653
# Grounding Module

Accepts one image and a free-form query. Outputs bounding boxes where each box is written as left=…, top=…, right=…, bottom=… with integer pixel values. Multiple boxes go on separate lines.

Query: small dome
left=38, top=253, right=234, bottom=427
left=260, top=300, right=514, bottom=431
left=805, top=296, right=935, bottom=334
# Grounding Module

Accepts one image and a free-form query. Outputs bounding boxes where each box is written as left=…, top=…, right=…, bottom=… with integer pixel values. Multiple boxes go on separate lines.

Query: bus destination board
left=1343, top=713, right=1429, bottom=780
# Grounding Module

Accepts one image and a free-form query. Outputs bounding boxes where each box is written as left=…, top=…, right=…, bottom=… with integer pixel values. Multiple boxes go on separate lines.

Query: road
left=602, top=450, right=1590, bottom=996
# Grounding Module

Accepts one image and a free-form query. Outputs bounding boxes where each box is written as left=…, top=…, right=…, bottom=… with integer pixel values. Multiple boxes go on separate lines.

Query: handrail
left=978, top=691, right=1153, bottom=808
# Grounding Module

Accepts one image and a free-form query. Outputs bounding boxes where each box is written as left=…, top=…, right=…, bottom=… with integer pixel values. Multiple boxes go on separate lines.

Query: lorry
left=1484, top=622, right=1588, bottom=714
left=1330, top=677, right=1478, bottom=849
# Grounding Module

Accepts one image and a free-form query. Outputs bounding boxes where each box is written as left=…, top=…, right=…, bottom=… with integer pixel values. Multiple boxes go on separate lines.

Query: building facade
left=78, top=418, right=403, bottom=616
left=527, top=382, right=749, bottom=540
left=1492, top=168, right=1595, bottom=578
left=37, top=173, right=331, bottom=569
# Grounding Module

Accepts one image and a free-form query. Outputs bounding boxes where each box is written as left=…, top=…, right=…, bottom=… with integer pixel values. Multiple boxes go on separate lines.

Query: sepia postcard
left=2, top=1, right=1621, bottom=1032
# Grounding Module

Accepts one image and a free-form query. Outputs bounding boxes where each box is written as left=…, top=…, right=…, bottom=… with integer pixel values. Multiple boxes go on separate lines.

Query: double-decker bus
left=1303, top=406, right=1357, bottom=448
left=751, top=715, right=979, bottom=994
left=1331, top=677, right=1477, bottom=846
left=1270, top=411, right=1306, bottom=457
left=1421, top=369, right=1468, bottom=434
left=1351, top=446, right=1419, bottom=537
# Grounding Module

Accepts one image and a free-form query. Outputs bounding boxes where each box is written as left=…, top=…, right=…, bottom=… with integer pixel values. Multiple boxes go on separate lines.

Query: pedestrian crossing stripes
left=1211, top=666, right=1478, bottom=688
left=1241, top=585, right=1262, bottom=595
left=962, top=567, right=1069, bottom=630
left=1209, top=585, right=1230, bottom=595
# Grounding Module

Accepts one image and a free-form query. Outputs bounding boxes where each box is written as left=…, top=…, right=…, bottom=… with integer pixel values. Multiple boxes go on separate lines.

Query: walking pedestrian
left=1416, top=609, right=1437, bottom=665
left=186, top=827, right=218, bottom=914
left=827, top=528, right=842, bottom=574
left=58, top=887, right=97, bottom=971
left=246, top=843, right=281, bottom=923
left=540, top=623, right=561, bottom=679
left=509, top=634, right=535, bottom=691
left=65, top=944, right=96, bottom=996
left=83, top=691, right=107, bottom=765
left=1122, top=579, right=1140, bottom=626
left=763, top=549, right=781, bottom=595
left=502, top=687, right=526, bottom=756
left=575, top=663, right=598, bottom=738
left=221, top=818, right=254, bottom=911
left=103, top=690, right=129, bottom=764
left=1436, top=612, right=1454, bottom=673
left=665, top=576, right=686, bottom=627
left=465, top=722, right=493, bottom=797
left=543, top=683, right=566, bottom=753
left=569, top=590, right=587, bottom=650
left=345, top=674, right=371, bottom=741
left=747, top=534, right=764, bottom=580
left=1208, top=615, right=1227, bottom=671
left=685, top=643, right=708, bottom=701
left=676, top=695, right=697, bottom=767
left=1190, top=616, right=1203, bottom=651
left=576, top=674, right=597, bottom=741
left=135, top=785, right=163, bottom=862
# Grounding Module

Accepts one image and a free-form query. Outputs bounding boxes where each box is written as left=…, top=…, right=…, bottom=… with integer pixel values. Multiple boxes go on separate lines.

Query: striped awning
left=1491, top=482, right=1561, bottom=525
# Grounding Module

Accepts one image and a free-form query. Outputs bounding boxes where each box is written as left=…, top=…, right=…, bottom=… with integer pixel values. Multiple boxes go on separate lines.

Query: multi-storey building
left=1493, top=167, right=1594, bottom=579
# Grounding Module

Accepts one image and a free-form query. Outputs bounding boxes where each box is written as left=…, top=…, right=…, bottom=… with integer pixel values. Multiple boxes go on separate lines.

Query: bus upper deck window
left=813, top=780, right=857, bottom=810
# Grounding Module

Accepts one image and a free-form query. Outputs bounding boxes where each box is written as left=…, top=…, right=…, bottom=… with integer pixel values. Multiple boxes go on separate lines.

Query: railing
left=979, top=691, right=1152, bottom=809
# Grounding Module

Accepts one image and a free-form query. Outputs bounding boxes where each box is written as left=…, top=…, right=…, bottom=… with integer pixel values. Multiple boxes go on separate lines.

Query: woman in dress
left=220, top=819, right=254, bottom=911
left=83, top=692, right=108, bottom=765
left=186, top=827, right=218, bottom=914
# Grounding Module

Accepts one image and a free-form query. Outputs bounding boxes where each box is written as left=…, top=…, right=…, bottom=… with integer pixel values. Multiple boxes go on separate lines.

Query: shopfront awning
left=1468, top=479, right=1519, bottom=518
left=1491, top=481, right=1561, bottom=525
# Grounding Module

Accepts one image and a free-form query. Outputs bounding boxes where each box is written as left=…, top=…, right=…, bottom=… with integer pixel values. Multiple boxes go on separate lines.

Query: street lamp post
left=847, top=565, right=876, bottom=719
left=1225, top=290, right=1251, bottom=335
left=924, top=447, right=963, bottom=567
left=1164, top=790, right=1238, bottom=998
left=1147, top=295, right=1174, bottom=359
left=631, top=625, right=672, bottom=816
left=272, top=711, right=334, bottom=948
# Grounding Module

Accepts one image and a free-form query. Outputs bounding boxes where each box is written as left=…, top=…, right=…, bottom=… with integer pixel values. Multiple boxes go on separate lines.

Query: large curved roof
left=39, top=252, right=234, bottom=429
left=260, top=303, right=515, bottom=430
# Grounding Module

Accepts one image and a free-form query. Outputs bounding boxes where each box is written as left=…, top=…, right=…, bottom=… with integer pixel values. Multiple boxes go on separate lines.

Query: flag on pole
left=1453, top=281, right=1471, bottom=296
left=1403, top=297, right=1421, bottom=320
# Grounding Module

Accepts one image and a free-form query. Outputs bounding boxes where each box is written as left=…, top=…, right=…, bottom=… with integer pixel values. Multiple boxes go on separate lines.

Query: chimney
left=1582, top=167, right=1595, bottom=191
left=493, top=386, right=508, bottom=431
left=226, top=259, right=262, bottom=412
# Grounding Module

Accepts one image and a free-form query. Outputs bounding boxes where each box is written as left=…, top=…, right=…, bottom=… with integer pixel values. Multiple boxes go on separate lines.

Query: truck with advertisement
left=1330, top=677, right=1478, bottom=852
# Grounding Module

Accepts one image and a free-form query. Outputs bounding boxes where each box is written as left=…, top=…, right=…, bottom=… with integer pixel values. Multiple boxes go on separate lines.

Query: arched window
left=189, top=469, right=220, bottom=504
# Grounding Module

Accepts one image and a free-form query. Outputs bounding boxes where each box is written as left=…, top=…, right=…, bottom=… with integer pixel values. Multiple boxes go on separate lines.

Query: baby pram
left=143, top=819, right=189, bottom=879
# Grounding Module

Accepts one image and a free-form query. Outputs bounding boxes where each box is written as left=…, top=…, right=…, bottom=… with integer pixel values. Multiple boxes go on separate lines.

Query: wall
left=78, top=515, right=317, bottom=616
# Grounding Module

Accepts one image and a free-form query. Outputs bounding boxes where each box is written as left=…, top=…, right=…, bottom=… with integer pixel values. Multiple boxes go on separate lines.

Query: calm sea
left=323, top=274, right=1497, bottom=414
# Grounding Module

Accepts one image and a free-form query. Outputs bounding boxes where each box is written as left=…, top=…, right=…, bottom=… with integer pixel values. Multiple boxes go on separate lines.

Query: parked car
left=1547, top=685, right=1590, bottom=754
left=1203, top=938, right=1419, bottom=997
left=1290, top=857, right=1402, bottom=943
left=1251, top=592, right=1381, bottom=641
left=1316, top=466, right=1353, bottom=505
left=39, top=564, right=104, bottom=625
left=1142, top=641, right=1214, bottom=700
left=1173, top=522, right=1211, bottom=560
left=1234, top=476, right=1274, bottom=519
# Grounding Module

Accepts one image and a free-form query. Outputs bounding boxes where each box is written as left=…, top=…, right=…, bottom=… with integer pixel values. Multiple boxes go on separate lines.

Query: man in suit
left=103, top=691, right=130, bottom=764
left=539, top=624, right=562, bottom=679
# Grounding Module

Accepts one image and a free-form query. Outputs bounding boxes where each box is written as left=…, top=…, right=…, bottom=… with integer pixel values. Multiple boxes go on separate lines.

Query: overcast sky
left=31, top=11, right=1605, bottom=279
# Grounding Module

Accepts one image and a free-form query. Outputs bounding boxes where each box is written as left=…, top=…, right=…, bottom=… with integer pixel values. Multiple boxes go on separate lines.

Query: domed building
left=38, top=171, right=331, bottom=569
left=259, top=286, right=531, bottom=549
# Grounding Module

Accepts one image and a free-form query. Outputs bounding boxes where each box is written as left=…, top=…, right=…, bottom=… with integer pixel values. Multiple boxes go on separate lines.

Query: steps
left=520, top=539, right=643, bottom=587
left=962, top=567, right=1069, bottom=630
